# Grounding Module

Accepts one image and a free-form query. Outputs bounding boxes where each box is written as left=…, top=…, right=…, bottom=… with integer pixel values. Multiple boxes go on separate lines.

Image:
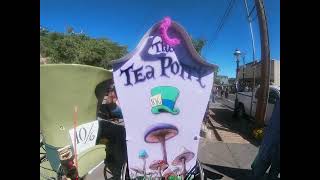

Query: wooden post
left=254, top=0, right=270, bottom=127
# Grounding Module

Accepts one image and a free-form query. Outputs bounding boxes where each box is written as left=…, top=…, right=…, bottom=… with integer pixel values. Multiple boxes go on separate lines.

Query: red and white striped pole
left=73, top=106, right=79, bottom=180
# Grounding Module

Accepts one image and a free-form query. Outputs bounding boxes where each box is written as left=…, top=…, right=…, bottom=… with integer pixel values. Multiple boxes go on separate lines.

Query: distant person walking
left=221, top=87, right=224, bottom=98
left=245, top=85, right=249, bottom=92
left=225, top=87, right=229, bottom=99
left=211, top=86, right=217, bottom=103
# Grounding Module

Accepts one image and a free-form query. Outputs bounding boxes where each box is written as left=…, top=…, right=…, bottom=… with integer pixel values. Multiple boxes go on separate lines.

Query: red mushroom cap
left=172, top=147, right=195, bottom=166
left=149, top=160, right=169, bottom=171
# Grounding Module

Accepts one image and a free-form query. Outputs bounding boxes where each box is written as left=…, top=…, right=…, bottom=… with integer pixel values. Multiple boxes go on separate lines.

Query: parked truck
left=235, top=85, right=280, bottom=125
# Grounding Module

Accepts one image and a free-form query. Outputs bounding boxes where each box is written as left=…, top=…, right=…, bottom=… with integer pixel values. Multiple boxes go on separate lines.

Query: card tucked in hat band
left=150, top=86, right=180, bottom=115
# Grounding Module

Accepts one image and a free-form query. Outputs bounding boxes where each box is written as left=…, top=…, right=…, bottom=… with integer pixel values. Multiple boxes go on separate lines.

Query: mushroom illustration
left=162, top=168, right=177, bottom=180
left=172, top=166, right=182, bottom=176
left=130, top=167, right=144, bottom=178
left=146, top=171, right=158, bottom=179
left=138, top=149, right=149, bottom=177
left=172, top=147, right=195, bottom=179
left=144, top=123, right=179, bottom=164
left=149, top=160, right=169, bottom=179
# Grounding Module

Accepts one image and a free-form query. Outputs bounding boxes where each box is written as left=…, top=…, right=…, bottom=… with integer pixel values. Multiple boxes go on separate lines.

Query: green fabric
left=150, top=86, right=180, bottom=115
left=77, top=144, right=106, bottom=177
left=40, top=64, right=112, bottom=147
left=40, top=64, right=111, bottom=177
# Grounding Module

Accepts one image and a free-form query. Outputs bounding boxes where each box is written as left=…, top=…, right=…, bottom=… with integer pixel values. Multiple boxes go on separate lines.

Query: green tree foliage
left=191, top=38, right=206, bottom=55
left=191, top=38, right=219, bottom=78
left=40, top=27, right=128, bottom=69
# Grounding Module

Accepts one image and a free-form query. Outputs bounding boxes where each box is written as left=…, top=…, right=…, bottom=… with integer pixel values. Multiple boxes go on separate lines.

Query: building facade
left=237, top=59, right=280, bottom=87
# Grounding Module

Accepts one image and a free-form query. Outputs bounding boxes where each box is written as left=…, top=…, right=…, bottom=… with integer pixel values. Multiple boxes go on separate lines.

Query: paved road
left=213, top=95, right=235, bottom=110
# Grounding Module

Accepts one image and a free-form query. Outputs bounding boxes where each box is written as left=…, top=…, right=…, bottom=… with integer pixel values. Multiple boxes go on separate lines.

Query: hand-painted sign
left=112, top=17, right=217, bottom=179
left=69, top=121, right=99, bottom=155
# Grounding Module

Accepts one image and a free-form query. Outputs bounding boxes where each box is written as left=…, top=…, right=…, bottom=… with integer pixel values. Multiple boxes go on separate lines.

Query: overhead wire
left=247, top=0, right=258, bottom=22
left=202, top=0, right=237, bottom=56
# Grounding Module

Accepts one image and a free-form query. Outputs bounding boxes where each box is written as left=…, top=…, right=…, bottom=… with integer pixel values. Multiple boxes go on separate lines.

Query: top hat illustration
left=150, top=86, right=180, bottom=115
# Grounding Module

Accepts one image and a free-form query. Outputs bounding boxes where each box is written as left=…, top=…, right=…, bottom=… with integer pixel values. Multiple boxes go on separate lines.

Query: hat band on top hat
left=162, top=99, right=175, bottom=110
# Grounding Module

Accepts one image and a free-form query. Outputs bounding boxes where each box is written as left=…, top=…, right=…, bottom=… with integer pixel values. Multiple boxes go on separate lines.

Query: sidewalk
left=198, top=138, right=258, bottom=180
left=198, top=101, right=261, bottom=179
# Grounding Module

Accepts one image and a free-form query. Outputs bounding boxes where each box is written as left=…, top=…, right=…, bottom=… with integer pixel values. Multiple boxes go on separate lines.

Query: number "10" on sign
left=75, top=124, right=96, bottom=144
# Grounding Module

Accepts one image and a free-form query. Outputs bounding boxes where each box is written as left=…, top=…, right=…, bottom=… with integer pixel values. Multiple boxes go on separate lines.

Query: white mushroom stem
left=158, top=167, right=162, bottom=178
left=143, top=158, right=146, bottom=177
left=182, top=158, right=186, bottom=180
left=159, top=136, right=168, bottom=164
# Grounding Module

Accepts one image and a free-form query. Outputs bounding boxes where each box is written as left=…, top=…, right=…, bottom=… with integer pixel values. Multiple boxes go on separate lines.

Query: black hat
left=95, top=79, right=114, bottom=100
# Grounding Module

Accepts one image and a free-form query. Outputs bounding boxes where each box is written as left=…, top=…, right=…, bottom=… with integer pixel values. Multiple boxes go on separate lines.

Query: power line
left=215, top=0, right=236, bottom=37
left=246, top=0, right=259, bottom=22
left=251, top=13, right=258, bottom=22
left=248, top=5, right=256, bottom=18
left=203, top=0, right=237, bottom=55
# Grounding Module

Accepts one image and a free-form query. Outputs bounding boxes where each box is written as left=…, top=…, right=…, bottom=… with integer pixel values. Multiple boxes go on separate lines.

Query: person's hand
left=104, top=96, right=112, bottom=104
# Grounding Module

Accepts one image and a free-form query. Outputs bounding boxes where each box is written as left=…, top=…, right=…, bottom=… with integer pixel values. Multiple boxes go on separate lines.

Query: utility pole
left=254, top=0, right=270, bottom=128
left=243, top=0, right=257, bottom=117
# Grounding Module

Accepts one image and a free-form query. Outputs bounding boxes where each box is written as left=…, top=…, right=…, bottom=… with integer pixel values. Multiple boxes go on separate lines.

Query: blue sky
left=40, top=0, right=279, bottom=78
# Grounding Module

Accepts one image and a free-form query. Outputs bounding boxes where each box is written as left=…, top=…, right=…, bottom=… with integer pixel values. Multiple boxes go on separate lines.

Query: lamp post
left=242, top=53, right=246, bottom=87
left=233, top=49, right=241, bottom=116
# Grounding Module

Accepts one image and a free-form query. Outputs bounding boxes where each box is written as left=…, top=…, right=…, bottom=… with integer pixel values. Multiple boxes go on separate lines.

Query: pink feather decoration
left=159, top=17, right=181, bottom=47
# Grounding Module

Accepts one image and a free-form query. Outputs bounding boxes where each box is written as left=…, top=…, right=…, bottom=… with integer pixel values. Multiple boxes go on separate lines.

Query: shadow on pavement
left=203, top=164, right=253, bottom=180
left=203, top=168, right=224, bottom=179
left=204, top=163, right=280, bottom=180
left=209, top=108, right=260, bottom=147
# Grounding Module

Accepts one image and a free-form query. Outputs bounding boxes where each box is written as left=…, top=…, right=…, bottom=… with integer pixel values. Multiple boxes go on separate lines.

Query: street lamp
left=233, top=49, right=241, bottom=117
left=242, top=53, right=246, bottom=87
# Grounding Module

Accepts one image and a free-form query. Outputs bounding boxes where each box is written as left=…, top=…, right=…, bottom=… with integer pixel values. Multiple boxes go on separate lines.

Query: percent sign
left=75, top=123, right=96, bottom=144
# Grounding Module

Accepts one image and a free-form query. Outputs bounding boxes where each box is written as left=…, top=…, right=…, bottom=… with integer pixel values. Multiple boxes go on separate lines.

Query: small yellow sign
left=150, top=94, right=162, bottom=107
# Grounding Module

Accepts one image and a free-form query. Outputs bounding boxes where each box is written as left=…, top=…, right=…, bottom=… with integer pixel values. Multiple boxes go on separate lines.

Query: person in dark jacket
left=95, top=81, right=127, bottom=179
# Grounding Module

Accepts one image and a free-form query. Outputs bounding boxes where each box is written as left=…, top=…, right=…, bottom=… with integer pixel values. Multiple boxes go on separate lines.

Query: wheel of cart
left=40, top=64, right=113, bottom=180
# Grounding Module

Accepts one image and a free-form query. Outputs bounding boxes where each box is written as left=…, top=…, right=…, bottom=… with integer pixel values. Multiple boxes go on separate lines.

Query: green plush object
left=40, top=64, right=112, bottom=175
left=169, top=176, right=182, bottom=180
left=150, top=86, right=180, bottom=115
